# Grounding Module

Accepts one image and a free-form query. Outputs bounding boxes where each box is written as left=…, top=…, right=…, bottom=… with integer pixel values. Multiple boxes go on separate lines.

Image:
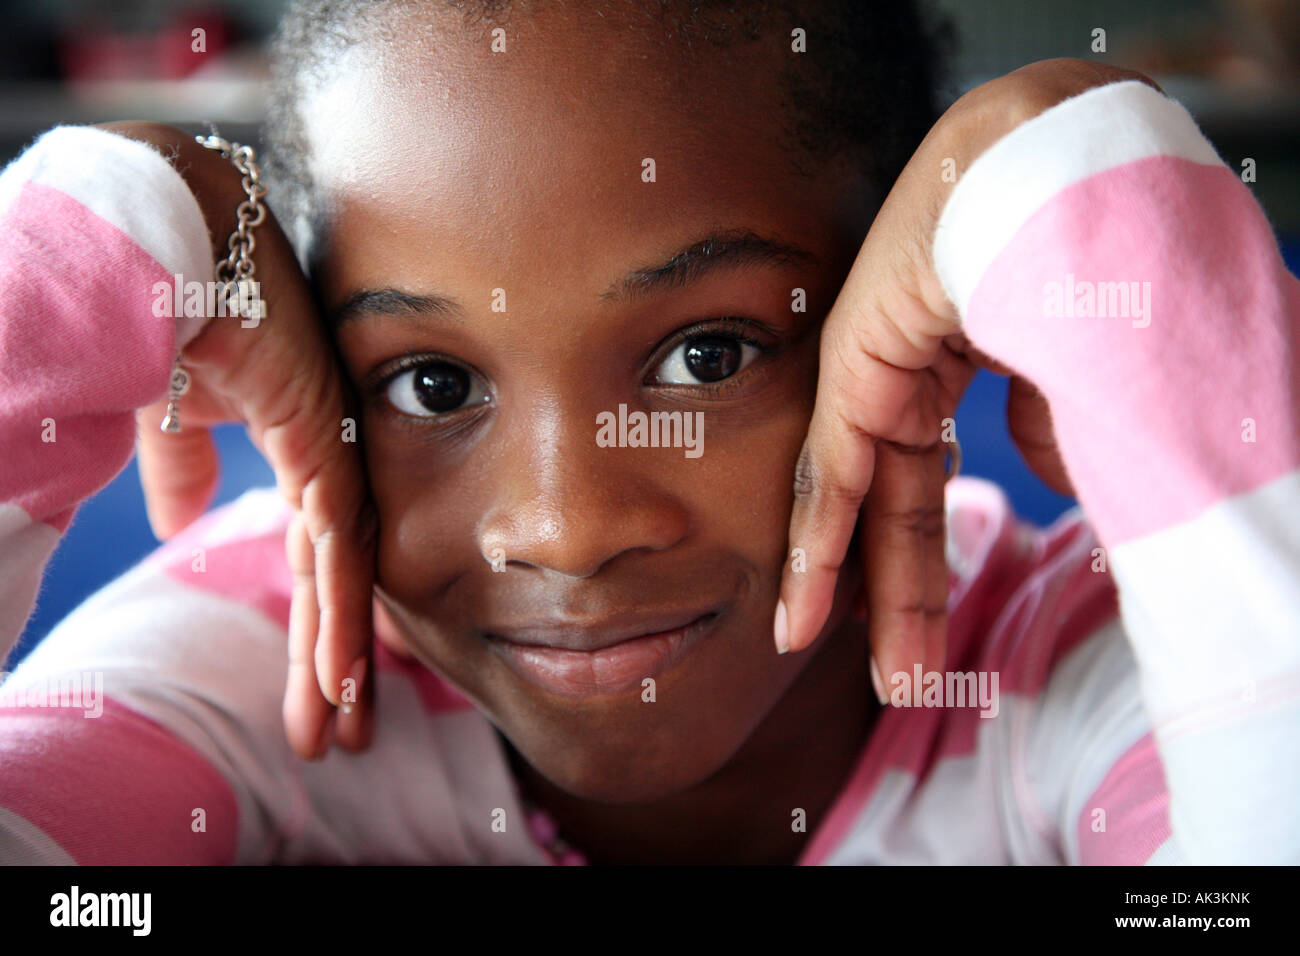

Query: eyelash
left=645, top=316, right=772, bottom=392
left=369, top=315, right=774, bottom=418
left=367, top=353, right=488, bottom=431
left=370, top=352, right=469, bottom=398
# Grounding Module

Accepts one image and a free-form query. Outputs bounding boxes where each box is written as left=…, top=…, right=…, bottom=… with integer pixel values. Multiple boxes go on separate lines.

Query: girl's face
left=311, top=3, right=870, bottom=802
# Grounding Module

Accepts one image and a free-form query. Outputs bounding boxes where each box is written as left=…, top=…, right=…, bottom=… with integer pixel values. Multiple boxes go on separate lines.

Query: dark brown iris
left=414, top=362, right=470, bottom=412
left=684, top=336, right=741, bottom=382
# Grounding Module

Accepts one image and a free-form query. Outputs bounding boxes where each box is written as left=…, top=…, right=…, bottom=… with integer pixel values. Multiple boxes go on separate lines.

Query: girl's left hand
left=774, top=59, right=1155, bottom=690
left=114, top=123, right=379, bottom=759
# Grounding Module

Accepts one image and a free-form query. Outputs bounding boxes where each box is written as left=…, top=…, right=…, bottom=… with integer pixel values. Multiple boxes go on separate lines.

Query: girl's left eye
left=652, top=334, right=762, bottom=386
left=385, top=360, right=490, bottom=417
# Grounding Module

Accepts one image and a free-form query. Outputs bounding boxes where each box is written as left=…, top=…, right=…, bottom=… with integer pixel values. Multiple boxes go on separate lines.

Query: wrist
left=947, top=58, right=1161, bottom=156
left=96, top=122, right=247, bottom=268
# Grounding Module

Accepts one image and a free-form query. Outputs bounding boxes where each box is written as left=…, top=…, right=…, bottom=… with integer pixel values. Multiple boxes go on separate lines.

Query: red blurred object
left=58, top=10, right=231, bottom=81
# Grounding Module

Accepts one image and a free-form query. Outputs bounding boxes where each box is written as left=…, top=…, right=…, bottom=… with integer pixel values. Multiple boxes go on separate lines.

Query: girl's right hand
left=100, top=122, right=377, bottom=760
left=775, top=59, right=1157, bottom=676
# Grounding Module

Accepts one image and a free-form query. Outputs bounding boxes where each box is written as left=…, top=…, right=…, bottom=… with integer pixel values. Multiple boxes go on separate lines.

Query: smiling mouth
left=485, top=611, right=722, bottom=697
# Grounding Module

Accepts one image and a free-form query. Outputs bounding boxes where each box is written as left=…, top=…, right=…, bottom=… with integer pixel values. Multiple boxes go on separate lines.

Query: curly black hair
left=263, top=0, right=955, bottom=266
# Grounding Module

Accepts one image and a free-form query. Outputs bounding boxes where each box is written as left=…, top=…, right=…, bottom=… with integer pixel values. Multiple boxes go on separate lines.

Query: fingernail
left=313, top=714, right=335, bottom=760
left=342, top=656, right=367, bottom=715
left=870, top=655, right=887, bottom=705
left=774, top=600, right=789, bottom=654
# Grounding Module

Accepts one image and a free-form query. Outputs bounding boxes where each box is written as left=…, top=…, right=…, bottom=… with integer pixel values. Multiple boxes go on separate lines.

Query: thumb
left=136, top=401, right=219, bottom=539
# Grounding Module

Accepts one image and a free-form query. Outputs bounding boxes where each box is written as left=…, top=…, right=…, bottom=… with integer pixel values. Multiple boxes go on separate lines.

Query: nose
left=477, top=404, right=690, bottom=579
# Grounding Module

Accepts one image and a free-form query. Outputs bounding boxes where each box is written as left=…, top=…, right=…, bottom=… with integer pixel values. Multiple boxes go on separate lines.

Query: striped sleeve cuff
left=0, top=124, right=213, bottom=348
left=933, top=80, right=1223, bottom=319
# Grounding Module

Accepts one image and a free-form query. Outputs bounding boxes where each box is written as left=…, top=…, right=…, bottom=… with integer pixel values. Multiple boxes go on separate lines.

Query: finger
left=333, top=651, right=373, bottom=752
left=301, top=464, right=377, bottom=714
left=284, top=511, right=336, bottom=759
left=859, top=439, right=950, bottom=703
left=135, top=402, right=219, bottom=539
left=777, top=325, right=942, bottom=655
left=333, top=584, right=376, bottom=753
left=1006, top=375, right=1075, bottom=496
left=945, top=338, right=1074, bottom=496
left=374, top=596, right=416, bottom=660
left=251, top=347, right=376, bottom=717
left=943, top=333, right=1018, bottom=379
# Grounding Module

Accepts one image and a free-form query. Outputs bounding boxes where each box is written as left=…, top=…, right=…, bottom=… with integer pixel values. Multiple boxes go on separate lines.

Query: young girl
left=0, top=0, right=1295, bottom=865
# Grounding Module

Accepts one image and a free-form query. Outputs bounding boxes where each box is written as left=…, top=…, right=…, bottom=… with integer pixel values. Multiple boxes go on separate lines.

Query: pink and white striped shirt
left=1, top=80, right=1297, bottom=864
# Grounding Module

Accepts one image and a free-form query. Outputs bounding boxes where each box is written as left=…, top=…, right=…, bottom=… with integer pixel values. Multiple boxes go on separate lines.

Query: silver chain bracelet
left=161, top=133, right=269, bottom=433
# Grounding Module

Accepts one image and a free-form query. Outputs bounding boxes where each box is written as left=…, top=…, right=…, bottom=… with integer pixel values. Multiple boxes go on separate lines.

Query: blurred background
left=3, top=0, right=1298, bottom=659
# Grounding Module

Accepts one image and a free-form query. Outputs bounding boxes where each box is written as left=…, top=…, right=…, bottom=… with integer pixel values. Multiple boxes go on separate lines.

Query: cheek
left=368, top=462, right=482, bottom=608
left=701, top=385, right=816, bottom=582
left=706, top=445, right=799, bottom=595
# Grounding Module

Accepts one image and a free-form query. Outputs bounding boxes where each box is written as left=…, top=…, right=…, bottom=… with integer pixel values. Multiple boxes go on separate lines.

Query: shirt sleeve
left=932, top=80, right=1300, bottom=864
left=0, top=125, right=212, bottom=661
left=0, top=125, right=224, bottom=863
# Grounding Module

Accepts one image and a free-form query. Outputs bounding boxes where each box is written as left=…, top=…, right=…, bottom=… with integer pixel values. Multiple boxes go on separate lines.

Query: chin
left=509, top=716, right=734, bottom=805
left=544, top=759, right=719, bottom=805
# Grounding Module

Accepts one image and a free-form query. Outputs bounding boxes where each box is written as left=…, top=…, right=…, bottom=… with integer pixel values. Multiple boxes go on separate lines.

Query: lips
left=486, top=607, right=720, bottom=652
left=485, top=610, right=721, bottom=696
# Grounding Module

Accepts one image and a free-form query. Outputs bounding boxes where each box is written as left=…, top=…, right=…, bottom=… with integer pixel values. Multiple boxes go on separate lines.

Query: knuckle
left=896, top=601, right=948, bottom=620
left=792, top=445, right=818, bottom=499
left=881, top=503, right=946, bottom=538
left=791, top=447, right=860, bottom=505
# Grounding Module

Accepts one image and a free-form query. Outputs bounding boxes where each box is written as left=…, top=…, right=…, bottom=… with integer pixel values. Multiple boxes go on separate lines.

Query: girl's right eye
left=385, top=361, right=490, bottom=417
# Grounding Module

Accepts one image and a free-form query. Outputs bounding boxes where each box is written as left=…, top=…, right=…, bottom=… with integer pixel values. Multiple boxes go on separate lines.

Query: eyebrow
left=330, top=287, right=463, bottom=328
left=330, top=228, right=819, bottom=327
left=600, top=229, right=820, bottom=302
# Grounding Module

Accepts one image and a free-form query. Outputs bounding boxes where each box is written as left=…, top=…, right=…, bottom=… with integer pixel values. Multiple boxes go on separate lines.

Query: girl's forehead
left=302, top=4, right=867, bottom=304
left=299, top=2, right=796, bottom=204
